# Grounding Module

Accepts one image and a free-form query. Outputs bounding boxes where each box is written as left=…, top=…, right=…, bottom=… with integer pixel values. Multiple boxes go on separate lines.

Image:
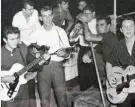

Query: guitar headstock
left=29, top=43, right=50, bottom=51
left=66, top=46, right=78, bottom=53
left=28, top=43, right=50, bottom=57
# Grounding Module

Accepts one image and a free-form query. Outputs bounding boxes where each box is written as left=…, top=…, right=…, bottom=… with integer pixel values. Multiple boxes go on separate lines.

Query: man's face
left=59, top=1, right=69, bottom=11
left=4, top=34, right=20, bottom=49
left=24, top=4, right=34, bottom=17
left=97, top=19, right=110, bottom=33
left=40, top=10, right=53, bottom=26
left=120, top=20, right=135, bottom=39
left=78, top=1, right=87, bottom=11
left=83, top=10, right=94, bottom=22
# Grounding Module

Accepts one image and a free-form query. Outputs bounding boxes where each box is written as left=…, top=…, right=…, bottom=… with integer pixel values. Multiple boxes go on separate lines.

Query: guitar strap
left=55, top=25, right=65, bottom=48
left=17, top=45, right=27, bottom=66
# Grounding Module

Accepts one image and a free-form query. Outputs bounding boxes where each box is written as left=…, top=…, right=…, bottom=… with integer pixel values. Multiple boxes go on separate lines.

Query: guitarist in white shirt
left=106, top=16, right=135, bottom=107
left=29, top=5, right=71, bottom=107
left=1, top=26, right=50, bottom=107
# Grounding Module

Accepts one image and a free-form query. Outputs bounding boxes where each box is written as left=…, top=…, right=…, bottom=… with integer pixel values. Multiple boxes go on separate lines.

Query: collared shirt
left=107, top=39, right=135, bottom=68
left=1, top=44, right=27, bottom=71
left=29, top=24, right=70, bottom=62
left=12, top=9, right=41, bottom=45
left=98, top=31, right=118, bottom=62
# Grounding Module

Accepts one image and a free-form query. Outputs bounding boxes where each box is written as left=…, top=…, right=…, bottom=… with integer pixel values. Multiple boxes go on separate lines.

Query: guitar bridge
left=7, top=73, right=19, bottom=98
left=7, top=80, right=19, bottom=98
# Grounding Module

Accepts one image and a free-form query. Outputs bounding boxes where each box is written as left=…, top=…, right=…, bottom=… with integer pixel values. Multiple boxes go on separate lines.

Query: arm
left=106, top=62, right=117, bottom=88
left=106, top=62, right=114, bottom=80
left=66, top=10, right=74, bottom=33
left=1, top=76, right=15, bottom=83
left=34, top=10, right=41, bottom=30
left=12, top=13, right=19, bottom=27
left=83, top=22, right=102, bottom=42
left=78, top=14, right=101, bottom=42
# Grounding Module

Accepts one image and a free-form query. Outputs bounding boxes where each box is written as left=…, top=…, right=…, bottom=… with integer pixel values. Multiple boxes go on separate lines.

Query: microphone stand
left=90, top=42, right=106, bottom=107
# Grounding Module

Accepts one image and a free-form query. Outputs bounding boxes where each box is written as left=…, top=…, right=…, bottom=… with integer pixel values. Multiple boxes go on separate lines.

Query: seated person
left=81, top=16, right=118, bottom=85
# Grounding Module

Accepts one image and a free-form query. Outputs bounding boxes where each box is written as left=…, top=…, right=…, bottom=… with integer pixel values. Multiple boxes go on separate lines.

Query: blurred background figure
left=53, top=0, right=74, bottom=35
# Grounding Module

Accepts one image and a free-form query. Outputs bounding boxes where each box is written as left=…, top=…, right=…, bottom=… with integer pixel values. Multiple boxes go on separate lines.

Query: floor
left=35, top=76, right=80, bottom=107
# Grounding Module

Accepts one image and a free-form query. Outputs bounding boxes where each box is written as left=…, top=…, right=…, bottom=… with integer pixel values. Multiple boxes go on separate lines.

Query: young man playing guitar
left=29, top=5, right=71, bottom=107
left=1, top=26, right=50, bottom=107
left=106, top=16, right=135, bottom=107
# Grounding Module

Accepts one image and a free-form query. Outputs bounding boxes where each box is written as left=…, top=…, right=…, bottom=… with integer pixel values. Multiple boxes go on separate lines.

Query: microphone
left=70, top=20, right=82, bottom=39
left=75, top=20, right=83, bottom=25
left=70, top=29, right=79, bottom=38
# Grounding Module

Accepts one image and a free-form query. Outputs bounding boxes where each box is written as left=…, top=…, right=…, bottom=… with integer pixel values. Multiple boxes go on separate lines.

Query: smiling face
left=120, top=20, right=135, bottom=39
left=40, top=9, right=53, bottom=27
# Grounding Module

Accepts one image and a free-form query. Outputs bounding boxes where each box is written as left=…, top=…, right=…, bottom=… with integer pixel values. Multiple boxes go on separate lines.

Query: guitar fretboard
left=17, top=55, right=44, bottom=76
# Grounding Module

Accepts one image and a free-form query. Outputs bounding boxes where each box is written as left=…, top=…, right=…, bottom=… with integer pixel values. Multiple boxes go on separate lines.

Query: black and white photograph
left=1, top=0, right=135, bottom=107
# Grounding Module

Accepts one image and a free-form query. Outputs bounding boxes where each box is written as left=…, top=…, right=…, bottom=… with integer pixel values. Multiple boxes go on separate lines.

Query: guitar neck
left=128, top=74, right=135, bottom=80
left=17, top=55, right=44, bottom=76
left=50, top=47, right=75, bottom=55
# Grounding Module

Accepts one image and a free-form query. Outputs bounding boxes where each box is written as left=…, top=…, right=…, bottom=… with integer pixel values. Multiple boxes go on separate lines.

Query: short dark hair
left=4, top=26, right=20, bottom=39
left=97, top=16, right=111, bottom=25
left=22, top=0, right=34, bottom=9
left=40, top=5, right=53, bottom=16
left=57, top=0, right=69, bottom=4
left=120, top=16, right=135, bottom=28
left=83, top=4, right=95, bottom=12
left=78, top=0, right=87, bottom=4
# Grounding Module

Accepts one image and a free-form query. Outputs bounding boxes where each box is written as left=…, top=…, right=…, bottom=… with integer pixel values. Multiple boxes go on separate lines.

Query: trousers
left=37, top=61, right=67, bottom=107
left=78, top=46, right=98, bottom=91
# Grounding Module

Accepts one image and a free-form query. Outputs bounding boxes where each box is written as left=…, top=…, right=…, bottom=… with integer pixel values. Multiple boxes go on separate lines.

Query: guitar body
left=106, top=65, right=135, bottom=104
left=0, top=63, right=27, bottom=101
left=0, top=44, right=50, bottom=101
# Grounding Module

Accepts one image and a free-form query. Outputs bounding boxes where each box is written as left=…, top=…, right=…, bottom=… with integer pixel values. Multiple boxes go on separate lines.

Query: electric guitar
left=0, top=45, right=50, bottom=101
left=106, top=65, right=135, bottom=104
left=29, top=43, right=77, bottom=57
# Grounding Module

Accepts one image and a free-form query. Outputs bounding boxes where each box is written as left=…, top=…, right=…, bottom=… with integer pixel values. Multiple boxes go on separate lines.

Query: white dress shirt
left=29, top=24, right=70, bottom=62
left=12, top=9, right=41, bottom=45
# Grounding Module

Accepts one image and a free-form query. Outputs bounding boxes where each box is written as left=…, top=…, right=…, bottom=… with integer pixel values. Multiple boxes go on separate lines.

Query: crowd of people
left=1, top=0, right=135, bottom=107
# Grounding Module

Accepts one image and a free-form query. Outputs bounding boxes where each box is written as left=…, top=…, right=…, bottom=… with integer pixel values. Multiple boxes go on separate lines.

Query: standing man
left=53, top=0, right=74, bottom=34
left=29, top=5, right=71, bottom=107
left=1, top=26, right=50, bottom=107
left=106, top=16, right=135, bottom=107
left=12, top=0, right=41, bottom=45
